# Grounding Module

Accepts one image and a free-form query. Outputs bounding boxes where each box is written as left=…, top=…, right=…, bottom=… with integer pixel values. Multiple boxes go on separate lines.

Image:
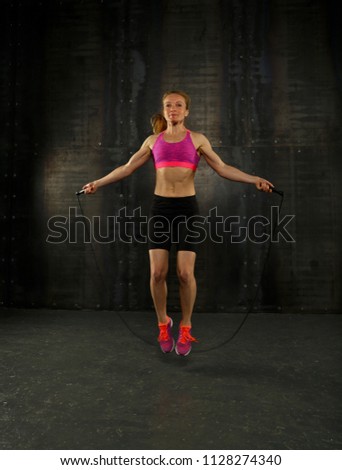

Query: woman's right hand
left=82, top=181, right=98, bottom=194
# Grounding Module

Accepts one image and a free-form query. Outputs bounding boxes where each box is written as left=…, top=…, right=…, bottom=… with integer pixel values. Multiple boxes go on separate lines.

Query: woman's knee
left=177, top=268, right=195, bottom=285
left=149, top=249, right=169, bottom=284
left=150, top=267, right=167, bottom=284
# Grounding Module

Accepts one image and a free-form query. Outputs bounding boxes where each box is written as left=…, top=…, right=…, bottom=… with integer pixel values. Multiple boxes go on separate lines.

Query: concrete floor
left=0, top=309, right=341, bottom=450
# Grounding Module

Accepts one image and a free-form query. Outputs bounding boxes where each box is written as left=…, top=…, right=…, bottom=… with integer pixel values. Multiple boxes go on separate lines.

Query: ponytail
left=150, top=113, right=167, bottom=134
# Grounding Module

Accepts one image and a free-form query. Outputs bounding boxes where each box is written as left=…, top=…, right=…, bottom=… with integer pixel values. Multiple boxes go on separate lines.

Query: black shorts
left=148, top=195, right=200, bottom=252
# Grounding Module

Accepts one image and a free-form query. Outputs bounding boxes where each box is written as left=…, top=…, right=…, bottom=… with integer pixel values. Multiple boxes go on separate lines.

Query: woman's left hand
left=255, top=178, right=274, bottom=193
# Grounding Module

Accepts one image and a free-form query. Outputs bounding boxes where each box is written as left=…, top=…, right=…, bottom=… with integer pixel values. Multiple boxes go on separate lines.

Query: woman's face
left=163, top=94, right=189, bottom=124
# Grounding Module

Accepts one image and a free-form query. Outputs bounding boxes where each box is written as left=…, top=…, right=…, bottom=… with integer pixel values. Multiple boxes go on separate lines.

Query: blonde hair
left=151, top=90, right=191, bottom=134
left=150, top=113, right=167, bottom=134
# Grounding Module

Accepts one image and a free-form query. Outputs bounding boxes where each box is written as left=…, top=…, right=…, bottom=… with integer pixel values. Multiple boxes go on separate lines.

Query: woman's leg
left=176, top=250, right=197, bottom=326
left=149, top=249, right=169, bottom=324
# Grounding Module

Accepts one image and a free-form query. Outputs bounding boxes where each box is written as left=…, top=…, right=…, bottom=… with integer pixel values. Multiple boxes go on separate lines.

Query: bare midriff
left=154, top=167, right=196, bottom=197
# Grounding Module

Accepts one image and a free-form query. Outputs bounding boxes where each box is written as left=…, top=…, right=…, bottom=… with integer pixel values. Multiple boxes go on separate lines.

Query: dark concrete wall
left=1, top=0, right=341, bottom=313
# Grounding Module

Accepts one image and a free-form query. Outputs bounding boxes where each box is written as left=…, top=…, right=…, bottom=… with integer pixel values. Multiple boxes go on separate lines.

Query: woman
left=82, top=90, right=274, bottom=356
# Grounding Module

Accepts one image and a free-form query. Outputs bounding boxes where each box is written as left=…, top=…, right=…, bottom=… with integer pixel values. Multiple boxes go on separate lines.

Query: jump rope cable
left=76, top=190, right=284, bottom=353
left=194, top=190, right=284, bottom=353
left=76, top=195, right=156, bottom=346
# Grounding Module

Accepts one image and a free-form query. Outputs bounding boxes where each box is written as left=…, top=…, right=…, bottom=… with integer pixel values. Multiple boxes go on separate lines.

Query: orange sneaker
left=158, top=317, right=175, bottom=353
left=175, top=326, right=197, bottom=356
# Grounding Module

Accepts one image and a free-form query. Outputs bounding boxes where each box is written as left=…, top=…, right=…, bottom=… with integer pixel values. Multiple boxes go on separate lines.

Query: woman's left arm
left=197, top=134, right=274, bottom=193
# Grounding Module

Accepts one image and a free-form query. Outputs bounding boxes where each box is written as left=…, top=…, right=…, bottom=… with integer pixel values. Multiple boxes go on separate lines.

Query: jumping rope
left=76, top=188, right=284, bottom=353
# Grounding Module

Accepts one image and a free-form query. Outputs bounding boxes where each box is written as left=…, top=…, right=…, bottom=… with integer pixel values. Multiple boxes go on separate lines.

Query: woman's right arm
left=83, top=137, right=154, bottom=194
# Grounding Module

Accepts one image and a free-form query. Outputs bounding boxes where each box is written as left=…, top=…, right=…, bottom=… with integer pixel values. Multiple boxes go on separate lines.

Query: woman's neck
left=165, top=122, right=187, bottom=135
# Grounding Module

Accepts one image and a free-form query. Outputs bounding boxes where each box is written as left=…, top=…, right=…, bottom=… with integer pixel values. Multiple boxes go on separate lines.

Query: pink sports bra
left=152, top=130, right=200, bottom=171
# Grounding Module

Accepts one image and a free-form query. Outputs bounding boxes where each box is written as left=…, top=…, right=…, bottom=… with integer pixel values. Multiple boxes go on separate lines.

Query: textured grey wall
left=1, top=0, right=341, bottom=313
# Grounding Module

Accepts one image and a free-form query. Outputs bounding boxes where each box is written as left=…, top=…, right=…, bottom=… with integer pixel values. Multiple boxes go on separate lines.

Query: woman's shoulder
left=188, top=130, right=208, bottom=147
left=141, top=133, right=161, bottom=149
left=188, top=130, right=204, bottom=138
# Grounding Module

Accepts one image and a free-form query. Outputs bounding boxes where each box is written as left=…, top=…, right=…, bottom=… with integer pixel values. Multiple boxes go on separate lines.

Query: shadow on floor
left=0, top=308, right=341, bottom=450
